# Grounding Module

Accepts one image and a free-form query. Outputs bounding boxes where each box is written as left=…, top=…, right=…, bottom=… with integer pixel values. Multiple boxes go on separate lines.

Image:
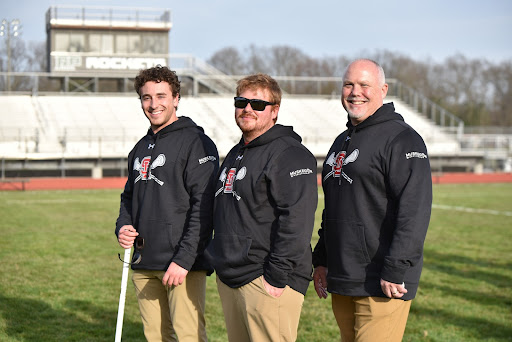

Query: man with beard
left=312, top=59, right=432, bottom=342
left=208, top=73, right=318, bottom=342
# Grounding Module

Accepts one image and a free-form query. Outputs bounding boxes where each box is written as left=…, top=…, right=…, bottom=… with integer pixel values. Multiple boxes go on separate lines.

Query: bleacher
left=0, top=94, right=460, bottom=161
left=0, top=3, right=497, bottom=176
left=391, top=99, right=461, bottom=155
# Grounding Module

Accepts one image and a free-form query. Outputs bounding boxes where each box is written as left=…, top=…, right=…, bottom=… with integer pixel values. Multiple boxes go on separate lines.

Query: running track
left=1, top=173, right=512, bottom=191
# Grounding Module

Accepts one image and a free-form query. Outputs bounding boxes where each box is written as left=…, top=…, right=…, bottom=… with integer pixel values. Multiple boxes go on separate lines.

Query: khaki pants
left=216, top=275, right=304, bottom=342
left=332, top=294, right=412, bottom=342
left=132, top=269, right=208, bottom=342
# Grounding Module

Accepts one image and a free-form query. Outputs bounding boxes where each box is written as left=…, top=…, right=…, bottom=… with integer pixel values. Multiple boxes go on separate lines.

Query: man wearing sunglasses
left=208, top=73, right=318, bottom=341
left=115, top=65, right=219, bottom=342
left=312, top=59, right=432, bottom=342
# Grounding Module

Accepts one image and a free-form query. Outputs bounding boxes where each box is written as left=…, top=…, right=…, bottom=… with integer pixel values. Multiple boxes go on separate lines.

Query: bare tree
left=207, top=44, right=512, bottom=126
left=208, top=46, right=245, bottom=75
left=0, top=37, right=33, bottom=91
left=26, top=41, right=47, bottom=72
left=486, top=61, right=512, bottom=126
left=244, top=44, right=270, bottom=74
left=266, top=45, right=310, bottom=76
left=436, top=55, right=490, bottom=125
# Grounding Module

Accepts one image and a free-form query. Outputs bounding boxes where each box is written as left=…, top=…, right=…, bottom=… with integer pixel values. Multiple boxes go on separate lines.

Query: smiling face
left=140, top=81, right=179, bottom=133
left=235, top=88, right=279, bottom=143
left=341, top=59, right=388, bottom=125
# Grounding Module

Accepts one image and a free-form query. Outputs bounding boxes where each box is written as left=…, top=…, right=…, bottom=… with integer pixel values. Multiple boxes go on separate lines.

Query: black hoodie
left=115, top=116, right=219, bottom=273
left=312, top=103, right=432, bottom=300
left=208, top=124, right=318, bottom=295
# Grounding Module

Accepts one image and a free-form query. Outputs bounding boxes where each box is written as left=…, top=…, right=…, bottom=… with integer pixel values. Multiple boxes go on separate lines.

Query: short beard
left=347, top=110, right=364, bottom=121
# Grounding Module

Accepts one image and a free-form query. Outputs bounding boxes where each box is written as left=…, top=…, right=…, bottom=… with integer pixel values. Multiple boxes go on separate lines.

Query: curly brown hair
left=134, top=65, right=181, bottom=99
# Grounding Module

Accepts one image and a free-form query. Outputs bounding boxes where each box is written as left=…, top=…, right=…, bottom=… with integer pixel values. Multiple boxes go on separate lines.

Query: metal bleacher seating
left=389, top=97, right=461, bottom=155
left=0, top=94, right=461, bottom=160
left=0, top=96, right=40, bottom=151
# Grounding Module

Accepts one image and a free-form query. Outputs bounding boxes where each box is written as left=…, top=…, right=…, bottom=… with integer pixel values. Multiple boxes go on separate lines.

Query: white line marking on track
left=316, top=195, right=512, bottom=216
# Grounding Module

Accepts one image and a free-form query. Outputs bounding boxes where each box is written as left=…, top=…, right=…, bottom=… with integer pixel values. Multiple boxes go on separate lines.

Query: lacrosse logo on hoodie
left=133, top=154, right=166, bottom=186
left=215, top=166, right=246, bottom=200
left=324, top=149, right=359, bottom=183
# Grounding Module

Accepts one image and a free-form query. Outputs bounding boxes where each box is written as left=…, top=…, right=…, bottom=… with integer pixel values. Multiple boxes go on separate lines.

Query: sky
left=1, top=0, right=511, bottom=65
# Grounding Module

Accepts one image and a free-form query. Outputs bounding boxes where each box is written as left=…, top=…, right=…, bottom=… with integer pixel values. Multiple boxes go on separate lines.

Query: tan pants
left=132, top=269, right=208, bottom=342
left=216, top=275, right=304, bottom=342
left=332, top=294, right=412, bottom=342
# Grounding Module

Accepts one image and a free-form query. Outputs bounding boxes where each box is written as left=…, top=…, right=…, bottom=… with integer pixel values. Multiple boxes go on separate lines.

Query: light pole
left=0, top=19, right=21, bottom=91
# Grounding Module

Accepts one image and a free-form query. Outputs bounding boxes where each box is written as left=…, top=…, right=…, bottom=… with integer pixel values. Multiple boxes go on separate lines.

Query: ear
left=271, top=104, right=280, bottom=122
left=381, top=83, right=389, bottom=99
left=173, top=93, right=180, bottom=107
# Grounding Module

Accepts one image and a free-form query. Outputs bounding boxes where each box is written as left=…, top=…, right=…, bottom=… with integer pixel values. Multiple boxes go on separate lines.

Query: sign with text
left=52, top=56, right=167, bottom=72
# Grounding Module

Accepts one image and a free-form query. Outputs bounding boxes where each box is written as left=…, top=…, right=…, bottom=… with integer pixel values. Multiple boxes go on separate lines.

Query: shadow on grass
left=423, top=249, right=512, bottom=286
left=416, top=249, right=512, bottom=340
left=420, top=279, right=512, bottom=308
left=408, top=302, right=512, bottom=340
left=0, top=294, right=143, bottom=342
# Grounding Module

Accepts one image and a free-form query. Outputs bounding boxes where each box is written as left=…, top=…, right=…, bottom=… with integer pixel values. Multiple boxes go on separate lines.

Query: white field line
left=318, top=194, right=511, bottom=217
left=432, top=204, right=512, bottom=217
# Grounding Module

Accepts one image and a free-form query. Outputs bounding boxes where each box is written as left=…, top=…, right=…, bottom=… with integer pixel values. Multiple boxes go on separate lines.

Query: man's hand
left=313, top=266, right=329, bottom=299
left=118, top=225, right=138, bottom=249
left=262, top=276, right=285, bottom=298
left=162, top=262, right=189, bottom=287
left=380, top=278, right=408, bottom=298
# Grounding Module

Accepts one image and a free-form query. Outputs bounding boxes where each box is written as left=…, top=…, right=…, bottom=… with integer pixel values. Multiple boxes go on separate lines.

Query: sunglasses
left=234, top=97, right=276, bottom=111
left=118, top=236, right=144, bottom=265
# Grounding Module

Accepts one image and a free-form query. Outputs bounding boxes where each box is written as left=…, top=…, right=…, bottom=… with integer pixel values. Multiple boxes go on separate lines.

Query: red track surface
left=431, top=172, right=512, bottom=184
left=0, top=177, right=127, bottom=191
left=1, top=173, right=512, bottom=191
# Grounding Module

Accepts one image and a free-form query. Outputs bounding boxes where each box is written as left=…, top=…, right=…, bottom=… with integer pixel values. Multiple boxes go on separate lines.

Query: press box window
left=143, top=35, right=167, bottom=54
left=54, top=32, right=85, bottom=52
left=89, top=34, right=113, bottom=54
left=116, top=34, right=141, bottom=53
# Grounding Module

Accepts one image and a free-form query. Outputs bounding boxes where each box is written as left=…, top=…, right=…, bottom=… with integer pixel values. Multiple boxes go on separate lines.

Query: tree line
left=1, top=39, right=510, bottom=127
left=208, top=45, right=512, bottom=127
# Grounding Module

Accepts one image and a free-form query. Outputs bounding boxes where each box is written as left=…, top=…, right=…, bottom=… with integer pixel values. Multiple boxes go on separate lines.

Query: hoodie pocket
left=325, top=219, right=371, bottom=280
left=211, top=234, right=253, bottom=271
left=137, top=219, right=175, bottom=267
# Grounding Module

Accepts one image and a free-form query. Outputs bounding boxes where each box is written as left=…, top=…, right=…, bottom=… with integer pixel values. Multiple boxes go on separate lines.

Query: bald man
left=312, top=59, right=432, bottom=342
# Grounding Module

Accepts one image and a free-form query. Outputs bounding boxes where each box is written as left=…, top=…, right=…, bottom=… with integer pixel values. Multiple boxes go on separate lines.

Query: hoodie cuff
left=172, top=249, right=195, bottom=271
left=264, top=264, right=288, bottom=288
left=380, top=259, right=407, bottom=284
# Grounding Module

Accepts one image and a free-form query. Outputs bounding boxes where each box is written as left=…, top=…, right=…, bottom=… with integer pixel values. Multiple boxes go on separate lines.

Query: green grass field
left=0, top=183, right=511, bottom=341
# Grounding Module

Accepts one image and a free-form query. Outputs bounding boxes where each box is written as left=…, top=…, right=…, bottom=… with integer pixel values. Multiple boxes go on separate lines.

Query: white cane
left=115, top=248, right=131, bottom=342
